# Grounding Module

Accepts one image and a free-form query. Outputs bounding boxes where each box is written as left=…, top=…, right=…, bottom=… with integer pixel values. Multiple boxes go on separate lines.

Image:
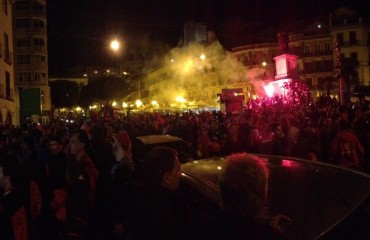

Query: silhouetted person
left=220, top=153, right=291, bottom=239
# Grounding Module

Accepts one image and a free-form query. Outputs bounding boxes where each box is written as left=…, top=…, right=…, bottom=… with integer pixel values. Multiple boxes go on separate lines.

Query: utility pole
left=335, top=40, right=343, bottom=104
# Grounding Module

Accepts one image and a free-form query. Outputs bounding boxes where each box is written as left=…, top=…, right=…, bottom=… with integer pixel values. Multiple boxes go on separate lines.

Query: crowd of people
left=0, top=95, right=369, bottom=239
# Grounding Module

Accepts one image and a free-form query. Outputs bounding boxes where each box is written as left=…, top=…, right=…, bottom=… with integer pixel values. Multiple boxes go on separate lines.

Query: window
left=304, top=45, right=311, bottom=54
left=350, top=52, right=358, bottom=62
left=33, top=19, right=44, bottom=30
left=34, top=38, right=45, bottom=47
left=324, top=43, right=331, bottom=52
left=336, top=33, right=344, bottom=45
left=349, top=31, right=357, bottom=45
left=16, top=2, right=30, bottom=11
left=2, top=0, right=8, bottom=15
left=17, top=38, right=31, bottom=48
left=16, top=19, right=31, bottom=29
left=34, top=72, right=46, bottom=82
left=17, top=72, right=31, bottom=82
left=4, top=33, right=11, bottom=63
left=17, top=55, right=31, bottom=65
left=5, top=72, right=10, bottom=98
left=314, top=44, right=320, bottom=53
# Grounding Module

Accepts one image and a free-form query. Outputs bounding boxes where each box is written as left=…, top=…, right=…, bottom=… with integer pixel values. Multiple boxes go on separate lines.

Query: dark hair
left=220, top=153, right=269, bottom=218
left=338, top=119, right=351, bottom=131
left=72, top=129, right=90, bottom=147
left=143, top=146, right=178, bottom=188
left=1, top=153, right=23, bottom=188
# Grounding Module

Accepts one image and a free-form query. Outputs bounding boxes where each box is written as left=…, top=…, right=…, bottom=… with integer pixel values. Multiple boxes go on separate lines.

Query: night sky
left=47, top=0, right=368, bottom=76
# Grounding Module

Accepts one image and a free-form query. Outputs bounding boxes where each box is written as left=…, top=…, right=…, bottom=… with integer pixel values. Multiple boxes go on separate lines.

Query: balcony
left=302, top=50, right=333, bottom=57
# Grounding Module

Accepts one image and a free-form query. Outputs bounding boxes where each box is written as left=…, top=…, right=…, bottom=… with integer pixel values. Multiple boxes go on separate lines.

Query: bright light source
left=176, top=96, right=186, bottom=103
left=110, top=39, right=120, bottom=51
left=200, top=54, right=206, bottom=61
left=151, top=100, right=158, bottom=106
left=135, top=99, right=143, bottom=108
left=112, top=101, right=117, bottom=107
left=263, top=84, right=274, bottom=97
left=122, top=102, right=128, bottom=108
left=106, top=69, right=110, bottom=73
left=170, top=59, right=174, bottom=63
left=262, top=61, right=267, bottom=66
left=317, top=24, right=321, bottom=29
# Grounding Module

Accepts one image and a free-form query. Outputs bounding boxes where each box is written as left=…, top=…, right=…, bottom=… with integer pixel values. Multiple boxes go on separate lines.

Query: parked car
left=179, top=154, right=370, bottom=240
left=132, top=134, right=198, bottom=164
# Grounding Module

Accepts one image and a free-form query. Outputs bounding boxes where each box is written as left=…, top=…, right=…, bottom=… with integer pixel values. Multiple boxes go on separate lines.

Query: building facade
left=0, top=0, right=16, bottom=125
left=123, top=8, right=369, bottom=111
left=13, top=0, right=51, bottom=124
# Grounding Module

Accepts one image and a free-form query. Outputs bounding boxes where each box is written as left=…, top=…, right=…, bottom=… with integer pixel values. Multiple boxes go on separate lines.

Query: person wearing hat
left=108, top=131, right=138, bottom=240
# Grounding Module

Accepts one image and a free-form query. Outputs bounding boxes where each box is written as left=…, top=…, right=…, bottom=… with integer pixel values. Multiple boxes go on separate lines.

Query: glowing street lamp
left=110, top=39, right=120, bottom=52
left=135, top=99, right=143, bottom=108
left=200, top=54, right=206, bottom=61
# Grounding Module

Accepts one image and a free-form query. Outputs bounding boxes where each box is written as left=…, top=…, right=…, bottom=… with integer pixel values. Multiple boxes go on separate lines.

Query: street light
left=110, top=39, right=120, bottom=52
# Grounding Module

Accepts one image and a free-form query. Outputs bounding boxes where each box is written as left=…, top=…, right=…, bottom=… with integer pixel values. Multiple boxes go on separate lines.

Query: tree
left=49, top=80, right=79, bottom=108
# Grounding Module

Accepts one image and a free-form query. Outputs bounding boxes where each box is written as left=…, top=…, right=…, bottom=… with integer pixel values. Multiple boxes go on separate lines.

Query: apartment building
left=330, top=7, right=370, bottom=87
left=0, top=0, right=16, bottom=125
left=13, top=0, right=51, bottom=124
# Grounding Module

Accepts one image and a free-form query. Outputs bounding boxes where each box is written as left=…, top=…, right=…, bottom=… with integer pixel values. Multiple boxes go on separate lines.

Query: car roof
left=135, top=135, right=183, bottom=145
left=181, top=155, right=370, bottom=239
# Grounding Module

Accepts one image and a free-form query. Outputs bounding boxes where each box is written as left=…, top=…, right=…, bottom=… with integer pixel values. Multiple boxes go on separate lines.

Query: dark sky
left=47, top=0, right=367, bottom=76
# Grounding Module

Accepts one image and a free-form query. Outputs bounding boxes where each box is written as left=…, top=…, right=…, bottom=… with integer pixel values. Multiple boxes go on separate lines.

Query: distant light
left=262, top=61, right=267, bottom=66
left=170, top=59, right=174, bottom=63
left=135, top=99, right=143, bottom=108
left=217, top=166, right=222, bottom=170
left=94, top=70, right=98, bottom=74
left=122, top=102, right=128, bottom=108
left=112, top=101, right=117, bottom=107
left=200, top=54, right=206, bottom=61
left=106, top=69, right=110, bottom=73
left=111, top=39, right=120, bottom=51
left=263, top=84, right=274, bottom=97
left=83, top=74, right=87, bottom=77
left=123, top=71, right=129, bottom=75
left=317, top=24, right=321, bottom=29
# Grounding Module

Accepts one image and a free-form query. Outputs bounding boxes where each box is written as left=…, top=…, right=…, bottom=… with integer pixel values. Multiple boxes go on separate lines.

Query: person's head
left=0, top=153, right=23, bottom=192
left=69, top=129, right=89, bottom=156
left=48, top=136, right=64, bottom=155
left=220, top=153, right=269, bottom=218
left=143, top=146, right=181, bottom=191
left=338, top=119, right=351, bottom=132
left=111, top=131, right=132, bottom=161
left=272, top=123, right=284, bottom=138
left=55, top=128, right=69, bottom=145
left=228, top=121, right=239, bottom=136
left=20, top=134, right=36, bottom=156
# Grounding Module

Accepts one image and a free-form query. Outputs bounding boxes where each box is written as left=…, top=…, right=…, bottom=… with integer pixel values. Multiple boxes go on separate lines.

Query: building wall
left=13, top=0, right=50, bottom=123
left=0, top=0, right=17, bottom=126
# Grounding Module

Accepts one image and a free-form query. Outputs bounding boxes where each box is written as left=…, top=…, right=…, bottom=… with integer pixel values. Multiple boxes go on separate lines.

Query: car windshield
left=181, top=155, right=370, bottom=240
